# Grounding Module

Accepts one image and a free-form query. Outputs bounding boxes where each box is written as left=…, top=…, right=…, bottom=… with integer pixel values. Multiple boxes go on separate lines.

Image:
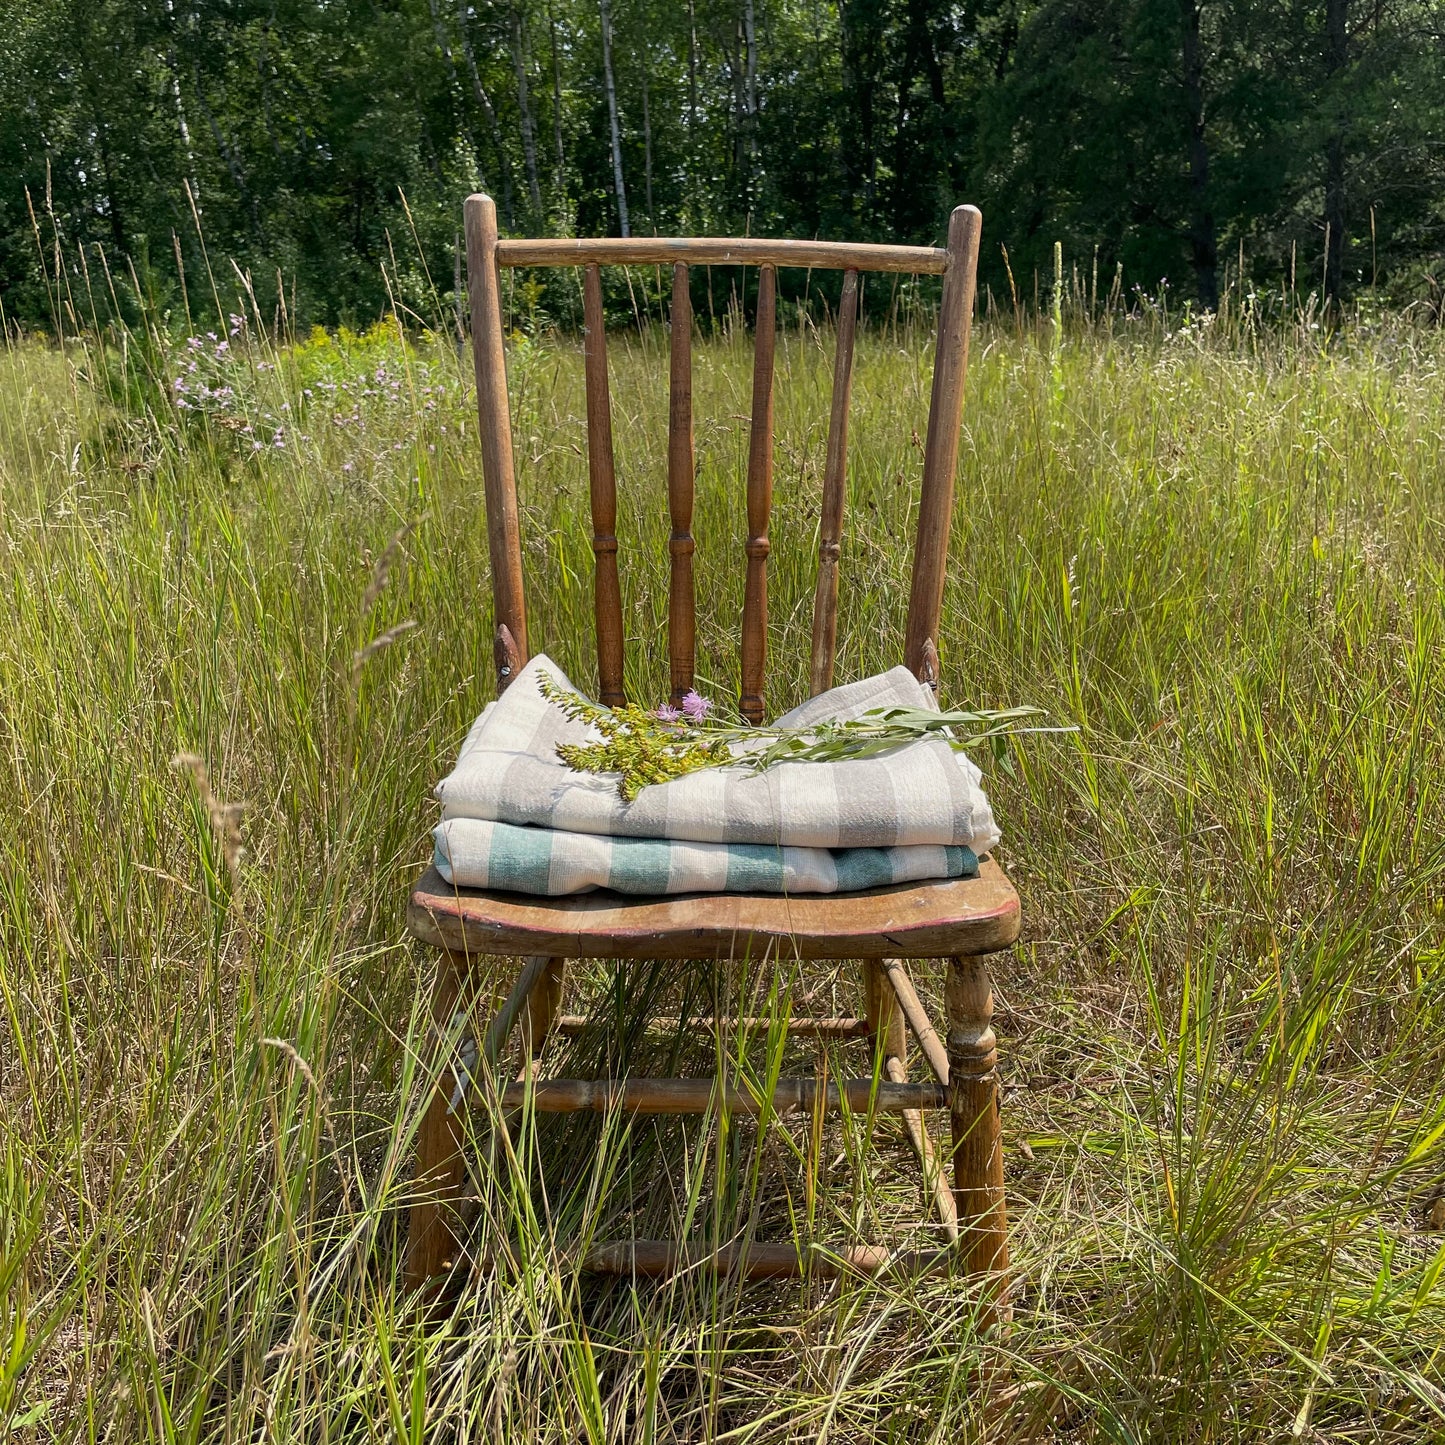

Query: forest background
left=3, top=0, right=1445, bottom=327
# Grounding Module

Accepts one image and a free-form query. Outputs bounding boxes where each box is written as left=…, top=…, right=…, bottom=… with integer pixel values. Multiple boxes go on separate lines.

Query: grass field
left=3, top=286, right=1445, bottom=1441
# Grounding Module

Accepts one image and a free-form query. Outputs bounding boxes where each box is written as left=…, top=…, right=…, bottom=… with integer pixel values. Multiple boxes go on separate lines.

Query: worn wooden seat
left=407, top=194, right=1015, bottom=1322
left=409, top=858, right=1019, bottom=961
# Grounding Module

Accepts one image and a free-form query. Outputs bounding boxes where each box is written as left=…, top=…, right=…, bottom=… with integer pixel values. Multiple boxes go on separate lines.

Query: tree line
left=2, top=0, right=1442, bottom=327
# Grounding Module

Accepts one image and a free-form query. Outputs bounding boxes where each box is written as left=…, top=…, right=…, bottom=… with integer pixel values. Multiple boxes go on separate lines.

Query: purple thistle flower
left=681, top=690, right=712, bottom=722
left=654, top=704, right=681, bottom=722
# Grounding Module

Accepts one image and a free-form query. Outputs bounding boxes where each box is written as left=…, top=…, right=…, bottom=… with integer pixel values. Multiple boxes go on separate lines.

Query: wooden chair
left=405, top=194, right=1020, bottom=1323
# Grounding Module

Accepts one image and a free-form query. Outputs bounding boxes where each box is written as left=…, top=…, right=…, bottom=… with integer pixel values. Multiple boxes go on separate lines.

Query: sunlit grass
left=2, top=292, right=1445, bottom=1441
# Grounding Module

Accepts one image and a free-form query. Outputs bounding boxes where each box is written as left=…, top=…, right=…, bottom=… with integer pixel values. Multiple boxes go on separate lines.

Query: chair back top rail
left=462, top=193, right=982, bottom=711
left=496, top=236, right=948, bottom=275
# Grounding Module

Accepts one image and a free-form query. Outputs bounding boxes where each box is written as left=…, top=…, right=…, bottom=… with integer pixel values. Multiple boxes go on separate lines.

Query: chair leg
left=520, top=957, right=565, bottom=1061
left=862, top=958, right=907, bottom=1062
left=406, top=947, right=475, bottom=1294
left=868, top=959, right=959, bottom=1239
left=945, top=954, right=1010, bottom=1324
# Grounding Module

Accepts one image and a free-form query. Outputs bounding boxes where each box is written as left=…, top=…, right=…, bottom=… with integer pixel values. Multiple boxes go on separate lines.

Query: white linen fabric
left=436, top=654, right=1000, bottom=851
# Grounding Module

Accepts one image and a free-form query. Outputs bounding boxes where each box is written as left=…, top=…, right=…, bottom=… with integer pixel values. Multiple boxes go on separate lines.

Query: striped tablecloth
left=432, top=655, right=999, bottom=897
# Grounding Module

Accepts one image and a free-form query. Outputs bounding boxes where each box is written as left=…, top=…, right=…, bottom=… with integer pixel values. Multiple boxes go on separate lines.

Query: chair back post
left=582, top=263, right=626, bottom=705
left=739, top=263, right=777, bottom=725
left=465, top=192, right=529, bottom=690
left=807, top=267, right=860, bottom=697
left=904, top=204, right=983, bottom=691
left=667, top=264, right=697, bottom=705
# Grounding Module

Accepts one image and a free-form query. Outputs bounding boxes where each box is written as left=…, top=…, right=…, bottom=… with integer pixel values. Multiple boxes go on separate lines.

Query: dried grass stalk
left=171, top=751, right=245, bottom=889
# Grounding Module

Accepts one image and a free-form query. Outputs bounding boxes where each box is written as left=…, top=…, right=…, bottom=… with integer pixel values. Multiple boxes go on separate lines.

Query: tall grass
left=3, top=281, right=1445, bottom=1441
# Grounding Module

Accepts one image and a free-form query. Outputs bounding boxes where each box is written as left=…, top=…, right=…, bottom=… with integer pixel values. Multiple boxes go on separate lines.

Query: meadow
left=2, top=276, right=1445, bottom=1441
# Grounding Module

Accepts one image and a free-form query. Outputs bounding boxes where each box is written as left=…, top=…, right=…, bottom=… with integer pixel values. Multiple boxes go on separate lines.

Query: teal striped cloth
left=432, top=655, right=998, bottom=897
left=434, top=816, right=979, bottom=896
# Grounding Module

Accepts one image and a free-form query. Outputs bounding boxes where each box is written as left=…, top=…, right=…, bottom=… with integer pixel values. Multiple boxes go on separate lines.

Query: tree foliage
left=2, top=0, right=1442, bottom=323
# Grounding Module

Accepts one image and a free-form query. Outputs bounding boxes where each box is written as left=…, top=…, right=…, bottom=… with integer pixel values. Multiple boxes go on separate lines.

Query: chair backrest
left=463, top=193, right=983, bottom=722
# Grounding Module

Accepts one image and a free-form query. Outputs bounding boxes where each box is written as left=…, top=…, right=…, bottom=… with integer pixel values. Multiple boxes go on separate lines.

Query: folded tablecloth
left=431, top=655, right=1000, bottom=897
left=433, top=817, right=978, bottom=896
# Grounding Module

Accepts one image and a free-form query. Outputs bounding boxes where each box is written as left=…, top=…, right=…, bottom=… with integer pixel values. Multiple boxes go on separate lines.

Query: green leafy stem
left=538, top=676, right=1067, bottom=802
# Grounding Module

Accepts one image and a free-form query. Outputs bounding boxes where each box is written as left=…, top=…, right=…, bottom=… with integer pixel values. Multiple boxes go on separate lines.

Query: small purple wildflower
left=680, top=690, right=712, bottom=722
left=654, top=704, right=681, bottom=722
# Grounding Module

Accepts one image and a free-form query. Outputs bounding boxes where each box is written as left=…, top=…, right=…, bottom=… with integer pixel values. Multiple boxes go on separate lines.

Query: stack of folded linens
left=432, top=655, right=1000, bottom=897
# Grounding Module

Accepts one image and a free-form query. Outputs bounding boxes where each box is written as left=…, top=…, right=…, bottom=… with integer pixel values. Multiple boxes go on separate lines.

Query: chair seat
left=407, top=855, right=1020, bottom=961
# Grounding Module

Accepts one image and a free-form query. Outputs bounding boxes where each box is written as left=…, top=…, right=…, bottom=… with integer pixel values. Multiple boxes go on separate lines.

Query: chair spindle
left=903, top=204, right=982, bottom=690
left=739, top=264, right=777, bottom=726
left=667, top=263, right=696, bottom=705
left=807, top=268, right=859, bottom=697
left=464, top=193, right=529, bottom=690
left=582, top=264, right=625, bottom=706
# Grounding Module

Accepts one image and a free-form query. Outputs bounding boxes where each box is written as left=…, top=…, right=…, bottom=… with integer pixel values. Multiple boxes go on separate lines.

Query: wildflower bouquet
left=538, top=676, right=1051, bottom=802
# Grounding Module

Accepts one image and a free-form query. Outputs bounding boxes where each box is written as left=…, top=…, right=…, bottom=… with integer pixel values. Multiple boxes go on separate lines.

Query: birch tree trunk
left=744, top=0, right=759, bottom=162
left=456, top=0, right=515, bottom=227
left=510, top=1, right=543, bottom=218
left=598, top=0, right=630, bottom=236
left=1179, top=0, right=1217, bottom=309
left=548, top=0, right=566, bottom=200
left=687, top=0, right=699, bottom=211
left=641, top=57, right=654, bottom=221
left=428, top=0, right=494, bottom=200
left=162, top=0, right=201, bottom=210
left=688, top=0, right=699, bottom=130
left=1322, top=0, right=1349, bottom=306
left=730, top=13, right=745, bottom=185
